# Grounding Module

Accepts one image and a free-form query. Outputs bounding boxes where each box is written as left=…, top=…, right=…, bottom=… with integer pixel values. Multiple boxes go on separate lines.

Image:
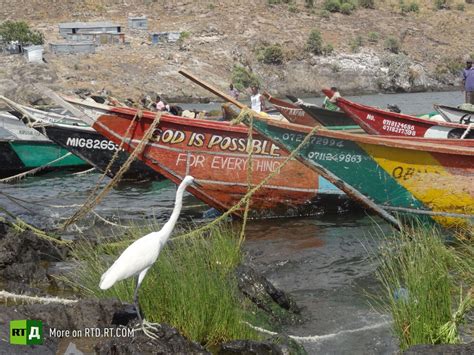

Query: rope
left=239, top=110, right=254, bottom=246
left=0, top=152, right=73, bottom=183
left=61, top=112, right=161, bottom=229
left=173, top=109, right=323, bottom=241
left=0, top=206, right=70, bottom=245
left=73, top=167, right=96, bottom=175
left=0, top=290, right=77, bottom=305
left=460, top=123, right=473, bottom=139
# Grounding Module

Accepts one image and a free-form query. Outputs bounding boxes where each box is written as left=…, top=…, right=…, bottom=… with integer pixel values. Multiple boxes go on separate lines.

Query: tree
left=0, top=21, right=44, bottom=45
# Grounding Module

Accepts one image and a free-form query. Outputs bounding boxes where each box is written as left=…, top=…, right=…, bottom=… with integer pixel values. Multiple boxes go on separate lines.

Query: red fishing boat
left=322, top=88, right=474, bottom=139
left=262, top=92, right=319, bottom=127
left=63, top=97, right=344, bottom=218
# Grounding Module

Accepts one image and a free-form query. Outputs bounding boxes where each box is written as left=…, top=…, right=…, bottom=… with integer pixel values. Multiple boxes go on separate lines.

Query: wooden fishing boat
left=62, top=97, right=350, bottom=218
left=4, top=102, right=163, bottom=181
left=322, top=89, right=474, bottom=139
left=262, top=92, right=318, bottom=127
left=0, top=111, right=87, bottom=178
left=249, top=117, right=474, bottom=228
left=434, top=104, right=474, bottom=124
left=298, top=101, right=358, bottom=128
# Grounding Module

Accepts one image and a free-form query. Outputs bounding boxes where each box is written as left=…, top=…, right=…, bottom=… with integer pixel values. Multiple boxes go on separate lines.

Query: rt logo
left=10, top=320, right=43, bottom=345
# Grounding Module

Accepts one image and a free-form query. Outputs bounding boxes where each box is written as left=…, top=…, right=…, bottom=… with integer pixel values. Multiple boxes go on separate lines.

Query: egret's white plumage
left=99, top=175, right=195, bottom=291
left=98, top=176, right=196, bottom=339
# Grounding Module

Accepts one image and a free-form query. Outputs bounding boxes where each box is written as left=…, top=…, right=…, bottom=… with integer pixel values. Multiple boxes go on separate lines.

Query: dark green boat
left=0, top=112, right=88, bottom=178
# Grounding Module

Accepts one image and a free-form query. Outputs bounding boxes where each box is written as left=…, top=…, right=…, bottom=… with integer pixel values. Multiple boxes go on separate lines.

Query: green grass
left=373, top=224, right=473, bottom=350
left=66, top=222, right=260, bottom=347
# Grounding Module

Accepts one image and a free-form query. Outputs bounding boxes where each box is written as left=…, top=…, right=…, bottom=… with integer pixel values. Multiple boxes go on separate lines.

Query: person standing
left=322, top=86, right=341, bottom=111
left=462, top=60, right=474, bottom=104
left=229, top=83, right=240, bottom=101
left=155, top=95, right=166, bottom=111
left=250, top=85, right=266, bottom=113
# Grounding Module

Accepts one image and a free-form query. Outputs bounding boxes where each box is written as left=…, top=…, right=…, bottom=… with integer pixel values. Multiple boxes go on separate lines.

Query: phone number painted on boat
left=382, top=119, right=416, bottom=136
left=307, top=151, right=362, bottom=163
left=66, top=137, right=118, bottom=151
left=281, top=133, right=345, bottom=147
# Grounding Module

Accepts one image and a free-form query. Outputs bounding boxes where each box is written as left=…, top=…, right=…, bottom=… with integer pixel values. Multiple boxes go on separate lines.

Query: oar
left=178, top=69, right=246, bottom=109
left=33, top=84, right=96, bottom=126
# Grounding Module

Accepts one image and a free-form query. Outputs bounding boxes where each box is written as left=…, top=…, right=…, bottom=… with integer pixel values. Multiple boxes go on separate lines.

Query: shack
left=150, top=31, right=181, bottom=45
left=59, top=22, right=122, bottom=38
left=128, top=16, right=147, bottom=30
left=49, top=42, right=96, bottom=55
left=23, top=45, right=44, bottom=63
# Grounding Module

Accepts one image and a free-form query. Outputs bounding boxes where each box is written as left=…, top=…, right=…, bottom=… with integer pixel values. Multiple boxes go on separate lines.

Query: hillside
left=0, top=0, right=473, bottom=104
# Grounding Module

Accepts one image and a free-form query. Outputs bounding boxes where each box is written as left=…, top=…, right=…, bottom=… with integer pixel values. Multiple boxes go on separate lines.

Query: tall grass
left=66, top=222, right=259, bottom=346
left=373, top=224, right=473, bottom=350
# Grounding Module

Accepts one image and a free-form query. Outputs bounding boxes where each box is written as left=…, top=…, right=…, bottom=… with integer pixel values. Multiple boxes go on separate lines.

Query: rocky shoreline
left=0, top=221, right=305, bottom=354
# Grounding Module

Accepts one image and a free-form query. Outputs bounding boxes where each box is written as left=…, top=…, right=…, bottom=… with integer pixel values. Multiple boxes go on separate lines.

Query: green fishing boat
left=249, top=117, right=474, bottom=229
left=0, top=111, right=88, bottom=178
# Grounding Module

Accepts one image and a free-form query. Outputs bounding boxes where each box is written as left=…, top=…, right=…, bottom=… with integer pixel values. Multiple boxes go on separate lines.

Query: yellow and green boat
left=249, top=117, right=474, bottom=229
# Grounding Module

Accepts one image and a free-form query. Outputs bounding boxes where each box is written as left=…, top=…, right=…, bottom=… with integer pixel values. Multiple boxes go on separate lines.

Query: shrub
left=257, top=44, right=284, bottom=64
left=322, top=43, right=334, bottom=55
left=0, top=21, right=43, bottom=45
left=350, top=35, right=364, bottom=52
left=306, top=29, right=324, bottom=55
left=320, top=9, right=331, bottom=18
left=288, top=4, right=298, bottom=12
left=179, top=31, right=190, bottom=41
left=359, top=0, right=375, bottom=8
left=305, top=0, right=315, bottom=7
left=323, top=0, right=341, bottom=12
left=372, top=225, right=473, bottom=350
left=340, top=2, right=356, bottom=13
left=455, top=2, right=465, bottom=10
left=368, top=31, right=379, bottom=43
left=400, top=0, right=420, bottom=13
left=268, top=0, right=282, bottom=4
left=384, top=36, right=400, bottom=53
left=231, top=65, right=260, bottom=91
left=434, top=0, right=450, bottom=9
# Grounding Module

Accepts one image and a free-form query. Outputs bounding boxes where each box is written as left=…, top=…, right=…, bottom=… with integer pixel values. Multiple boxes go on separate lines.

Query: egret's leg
left=132, top=267, right=160, bottom=339
left=133, top=274, right=143, bottom=325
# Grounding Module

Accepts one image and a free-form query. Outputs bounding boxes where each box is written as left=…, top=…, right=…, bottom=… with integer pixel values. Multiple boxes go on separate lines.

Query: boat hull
left=323, top=89, right=474, bottom=139
left=299, top=103, right=357, bottom=127
left=434, top=104, right=474, bottom=124
left=0, top=140, right=87, bottom=178
left=250, top=119, right=474, bottom=228
left=263, top=93, right=318, bottom=127
left=90, top=111, right=345, bottom=218
left=39, top=125, right=163, bottom=181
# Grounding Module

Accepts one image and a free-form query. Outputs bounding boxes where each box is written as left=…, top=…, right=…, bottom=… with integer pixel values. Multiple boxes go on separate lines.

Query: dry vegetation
left=0, top=0, right=472, bottom=101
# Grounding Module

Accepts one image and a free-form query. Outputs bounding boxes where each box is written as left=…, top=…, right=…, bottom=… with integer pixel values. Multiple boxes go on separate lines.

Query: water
left=183, top=90, right=464, bottom=115
left=1, top=91, right=462, bottom=353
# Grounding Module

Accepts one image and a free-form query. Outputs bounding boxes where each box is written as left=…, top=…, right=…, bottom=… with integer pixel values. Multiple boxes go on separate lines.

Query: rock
left=19, top=299, right=124, bottom=330
left=404, top=342, right=474, bottom=354
left=218, top=335, right=306, bottom=355
left=218, top=339, right=282, bottom=354
left=235, top=265, right=301, bottom=324
left=94, top=323, right=209, bottom=354
left=0, top=227, right=68, bottom=286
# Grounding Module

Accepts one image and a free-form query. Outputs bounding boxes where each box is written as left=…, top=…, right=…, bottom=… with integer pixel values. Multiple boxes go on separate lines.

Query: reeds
left=373, top=224, right=473, bottom=350
left=66, top=221, right=259, bottom=346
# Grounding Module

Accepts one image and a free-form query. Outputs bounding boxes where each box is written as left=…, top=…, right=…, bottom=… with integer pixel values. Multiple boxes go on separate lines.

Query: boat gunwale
left=323, top=89, right=469, bottom=129
left=253, top=117, right=474, bottom=156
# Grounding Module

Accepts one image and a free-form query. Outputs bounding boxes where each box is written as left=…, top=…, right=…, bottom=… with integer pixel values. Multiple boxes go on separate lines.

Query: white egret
left=99, top=175, right=197, bottom=337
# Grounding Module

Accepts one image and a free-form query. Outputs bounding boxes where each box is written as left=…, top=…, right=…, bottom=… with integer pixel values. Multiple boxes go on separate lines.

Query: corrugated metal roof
left=59, top=22, right=120, bottom=29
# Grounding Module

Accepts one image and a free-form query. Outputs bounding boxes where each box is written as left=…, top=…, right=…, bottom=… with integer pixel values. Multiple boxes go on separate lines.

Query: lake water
left=0, top=90, right=463, bottom=354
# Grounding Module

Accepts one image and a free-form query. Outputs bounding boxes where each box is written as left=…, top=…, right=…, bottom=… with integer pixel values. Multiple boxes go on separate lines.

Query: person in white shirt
left=250, top=85, right=266, bottom=113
